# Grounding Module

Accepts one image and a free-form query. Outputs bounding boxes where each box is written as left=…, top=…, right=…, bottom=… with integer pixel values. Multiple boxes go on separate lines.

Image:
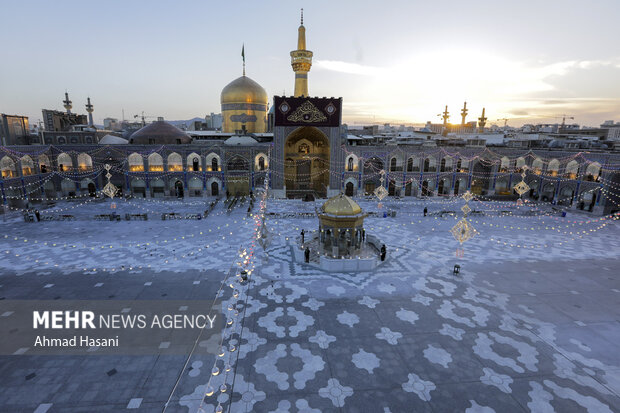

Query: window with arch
left=532, top=158, right=544, bottom=174
left=147, top=153, right=164, bottom=172
left=406, top=157, right=414, bottom=172
left=21, top=155, right=34, bottom=176
left=515, top=157, right=526, bottom=173
left=565, top=160, right=579, bottom=179
left=187, top=153, right=201, bottom=172
left=167, top=152, right=183, bottom=172
left=38, top=154, right=51, bottom=173
left=77, top=153, right=93, bottom=172
left=347, top=157, right=354, bottom=172
left=440, top=157, right=452, bottom=172
left=206, top=154, right=221, bottom=172
left=390, top=157, right=397, bottom=172
left=1, top=156, right=16, bottom=178
left=254, top=153, right=269, bottom=171
left=547, top=159, right=560, bottom=177
left=457, top=159, right=469, bottom=172
left=585, top=162, right=601, bottom=181
left=423, top=157, right=436, bottom=172
left=57, top=153, right=73, bottom=172
left=128, top=153, right=144, bottom=172
left=499, top=156, right=510, bottom=173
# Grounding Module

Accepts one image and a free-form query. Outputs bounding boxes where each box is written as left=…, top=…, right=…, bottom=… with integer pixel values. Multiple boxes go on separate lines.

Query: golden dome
left=321, top=194, right=363, bottom=216
left=221, top=75, right=268, bottom=104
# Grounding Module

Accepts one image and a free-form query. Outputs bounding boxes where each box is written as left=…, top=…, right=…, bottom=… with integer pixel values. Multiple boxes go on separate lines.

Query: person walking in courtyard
left=304, top=247, right=310, bottom=263
left=380, top=244, right=386, bottom=261
left=424, top=206, right=428, bottom=217
left=301, top=229, right=305, bottom=244
left=35, top=210, right=40, bottom=222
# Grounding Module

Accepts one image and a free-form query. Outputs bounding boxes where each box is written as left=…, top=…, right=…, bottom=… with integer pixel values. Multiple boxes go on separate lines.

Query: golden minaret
left=290, top=9, right=313, bottom=97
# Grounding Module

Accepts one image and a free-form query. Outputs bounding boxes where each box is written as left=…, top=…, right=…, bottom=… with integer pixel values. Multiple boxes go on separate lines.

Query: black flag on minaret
left=242, top=44, right=245, bottom=75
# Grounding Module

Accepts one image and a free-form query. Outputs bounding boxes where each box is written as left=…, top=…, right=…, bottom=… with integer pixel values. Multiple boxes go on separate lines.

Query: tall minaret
left=478, top=107, right=487, bottom=132
left=290, top=9, right=313, bottom=97
left=85, top=97, right=94, bottom=126
left=441, top=105, right=450, bottom=126
left=460, top=101, right=468, bottom=126
left=63, top=92, right=73, bottom=114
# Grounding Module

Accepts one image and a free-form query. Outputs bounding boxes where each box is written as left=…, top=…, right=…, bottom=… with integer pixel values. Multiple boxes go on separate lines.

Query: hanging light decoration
left=450, top=190, right=477, bottom=256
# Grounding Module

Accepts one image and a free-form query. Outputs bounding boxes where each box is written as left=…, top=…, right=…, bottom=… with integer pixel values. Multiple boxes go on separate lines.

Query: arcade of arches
left=284, top=127, right=330, bottom=198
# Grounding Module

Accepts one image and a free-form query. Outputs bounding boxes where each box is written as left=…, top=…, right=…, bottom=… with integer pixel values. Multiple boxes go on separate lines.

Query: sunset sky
left=1, top=0, right=619, bottom=128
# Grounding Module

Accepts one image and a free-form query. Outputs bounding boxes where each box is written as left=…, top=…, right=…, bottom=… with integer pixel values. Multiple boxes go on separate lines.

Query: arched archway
left=421, top=180, right=430, bottom=197
left=407, top=157, right=418, bottom=172
left=346, top=154, right=358, bottom=172
left=558, top=186, right=575, bottom=206
left=148, top=153, right=164, bottom=172
left=585, top=162, right=601, bottom=181
left=255, top=153, right=268, bottom=171
left=345, top=181, right=354, bottom=196
left=57, top=153, right=72, bottom=172
left=284, top=126, right=330, bottom=197
left=61, top=178, right=76, bottom=197
left=187, top=153, right=201, bottom=172
left=454, top=178, right=467, bottom=195
left=80, top=178, right=96, bottom=196
left=205, top=153, right=221, bottom=172
left=21, top=155, right=34, bottom=176
left=440, top=157, right=452, bottom=172
left=38, top=154, right=51, bottom=174
left=128, top=153, right=144, bottom=172
left=405, top=180, right=413, bottom=196
left=174, top=180, right=184, bottom=198
left=211, top=181, right=219, bottom=196
left=151, top=178, right=165, bottom=197
left=565, top=160, right=579, bottom=179
left=438, top=178, right=449, bottom=196
left=188, top=177, right=202, bottom=196
left=131, top=179, right=146, bottom=198
left=167, top=153, right=183, bottom=172
left=541, top=182, right=555, bottom=202
left=547, top=159, right=560, bottom=177
left=77, top=153, right=93, bottom=172
left=43, top=180, right=55, bottom=198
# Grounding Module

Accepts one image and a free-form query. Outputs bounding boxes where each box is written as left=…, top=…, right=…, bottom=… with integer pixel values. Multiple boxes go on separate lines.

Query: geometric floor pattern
left=0, top=197, right=618, bottom=412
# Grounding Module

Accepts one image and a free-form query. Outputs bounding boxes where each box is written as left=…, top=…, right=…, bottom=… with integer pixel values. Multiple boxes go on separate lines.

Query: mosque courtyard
left=0, top=195, right=619, bottom=412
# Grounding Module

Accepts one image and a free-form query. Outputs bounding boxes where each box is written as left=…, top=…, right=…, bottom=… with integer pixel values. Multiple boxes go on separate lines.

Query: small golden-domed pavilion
left=220, top=75, right=268, bottom=134
left=318, top=193, right=367, bottom=257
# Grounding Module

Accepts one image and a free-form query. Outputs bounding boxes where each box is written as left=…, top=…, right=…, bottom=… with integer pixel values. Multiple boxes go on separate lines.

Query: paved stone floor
left=0, top=197, right=619, bottom=412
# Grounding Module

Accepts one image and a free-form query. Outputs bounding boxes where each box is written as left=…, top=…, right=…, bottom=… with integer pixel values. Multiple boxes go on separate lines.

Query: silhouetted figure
left=424, top=207, right=428, bottom=217
left=304, top=248, right=310, bottom=263
left=362, top=229, right=366, bottom=242
left=380, top=244, right=386, bottom=261
left=35, top=210, right=40, bottom=222
left=301, top=229, right=305, bottom=244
